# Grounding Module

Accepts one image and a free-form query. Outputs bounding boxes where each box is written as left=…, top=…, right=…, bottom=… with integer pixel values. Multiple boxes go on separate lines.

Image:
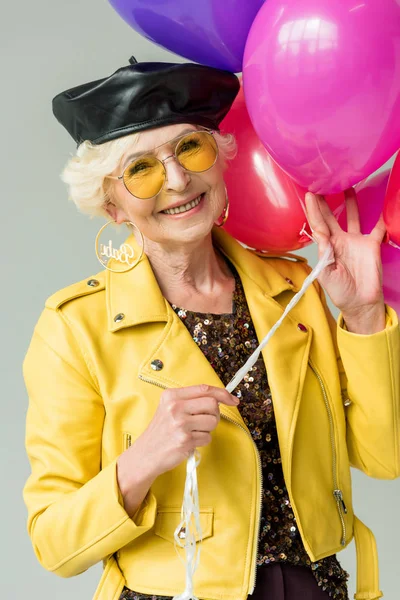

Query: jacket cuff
left=335, top=304, right=400, bottom=479
left=47, top=459, right=158, bottom=577
left=338, top=305, right=396, bottom=335
left=112, top=459, right=157, bottom=529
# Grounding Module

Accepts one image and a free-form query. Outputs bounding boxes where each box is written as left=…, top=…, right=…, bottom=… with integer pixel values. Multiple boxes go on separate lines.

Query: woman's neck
left=144, top=234, right=235, bottom=313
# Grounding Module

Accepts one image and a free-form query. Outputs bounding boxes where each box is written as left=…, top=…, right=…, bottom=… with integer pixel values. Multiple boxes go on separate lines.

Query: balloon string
left=173, top=243, right=335, bottom=600
left=300, top=224, right=317, bottom=243
left=297, top=193, right=308, bottom=221
left=297, top=193, right=315, bottom=242
left=172, top=451, right=202, bottom=600
left=388, top=240, right=400, bottom=251
left=225, top=243, right=334, bottom=393
left=297, top=187, right=346, bottom=242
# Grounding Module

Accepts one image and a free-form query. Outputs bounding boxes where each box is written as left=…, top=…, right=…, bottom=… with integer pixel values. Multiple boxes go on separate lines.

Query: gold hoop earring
left=95, top=220, right=144, bottom=273
left=215, top=193, right=230, bottom=228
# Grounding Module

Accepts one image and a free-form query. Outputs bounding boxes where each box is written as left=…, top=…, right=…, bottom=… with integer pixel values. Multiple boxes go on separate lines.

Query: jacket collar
left=106, top=227, right=296, bottom=332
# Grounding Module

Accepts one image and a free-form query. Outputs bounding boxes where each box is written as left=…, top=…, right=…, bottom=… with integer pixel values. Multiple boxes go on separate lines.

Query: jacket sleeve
left=313, top=278, right=400, bottom=480
left=22, top=306, right=157, bottom=578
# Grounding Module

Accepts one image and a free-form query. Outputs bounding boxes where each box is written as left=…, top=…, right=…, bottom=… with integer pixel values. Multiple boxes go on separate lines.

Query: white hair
left=61, top=128, right=237, bottom=218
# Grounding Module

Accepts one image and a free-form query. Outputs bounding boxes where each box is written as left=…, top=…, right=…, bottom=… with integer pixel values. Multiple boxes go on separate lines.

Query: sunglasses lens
left=176, top=131, right=218, bottom=173
left=123, top=155, right=165, bottom=199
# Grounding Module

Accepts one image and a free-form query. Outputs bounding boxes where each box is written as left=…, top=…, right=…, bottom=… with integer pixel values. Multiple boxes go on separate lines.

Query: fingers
left=370, top=212, right=387, bottom=243
left=188, top=414, right=219, bottom=433
left=184, top=397, right=221, bottom=416
left=191, top=432, right=213, bottom=448
left=304, top=193, right=331, bottom=259
left=305, top=192, right=342, bottom=238
left=164, top=384, right=239, bottom=406
left=344, top=188, right=361, bottom=234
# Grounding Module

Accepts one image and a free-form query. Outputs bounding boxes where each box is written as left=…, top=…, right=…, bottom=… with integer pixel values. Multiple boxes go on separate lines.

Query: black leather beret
left=52, top=58, right=240, bottom=146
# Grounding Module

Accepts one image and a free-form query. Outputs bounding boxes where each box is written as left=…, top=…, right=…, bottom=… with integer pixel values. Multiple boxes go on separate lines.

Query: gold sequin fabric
left=119, top=269, right=349, bottom=600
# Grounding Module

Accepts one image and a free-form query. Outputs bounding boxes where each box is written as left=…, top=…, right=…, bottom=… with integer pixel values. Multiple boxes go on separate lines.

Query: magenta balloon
left=243, top=0, right=400, bottom=195
left=338, top=169, right=400, bottom=315
left=108, top=0, right=265, bottom=72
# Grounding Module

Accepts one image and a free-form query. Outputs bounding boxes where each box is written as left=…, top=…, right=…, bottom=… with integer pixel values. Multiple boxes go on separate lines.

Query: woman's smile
left=159, top=192, right=206, bottom=218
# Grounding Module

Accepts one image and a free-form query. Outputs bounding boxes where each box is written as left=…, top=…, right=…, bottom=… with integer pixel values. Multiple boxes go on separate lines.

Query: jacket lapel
left=242, top=286, right=313, bottom=472
left=214, top=229, right=314, bottom=465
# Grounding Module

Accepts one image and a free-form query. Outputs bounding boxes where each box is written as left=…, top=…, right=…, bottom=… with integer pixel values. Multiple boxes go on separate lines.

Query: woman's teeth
left=163, top=195, right=202, bottom=215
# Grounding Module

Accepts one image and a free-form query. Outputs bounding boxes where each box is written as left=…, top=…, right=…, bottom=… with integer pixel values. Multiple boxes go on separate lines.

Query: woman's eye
left=178, top=140, right=201, bottom=154
left=128, top=161, right=152, bottom=176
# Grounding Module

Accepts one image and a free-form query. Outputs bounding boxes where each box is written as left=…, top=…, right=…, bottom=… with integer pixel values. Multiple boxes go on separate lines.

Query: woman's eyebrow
left=122, top=127, right=197, bottom=168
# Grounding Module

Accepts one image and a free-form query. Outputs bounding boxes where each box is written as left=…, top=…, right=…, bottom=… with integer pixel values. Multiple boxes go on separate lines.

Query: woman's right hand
left=136, top=384, right=240, bottom=476
left=116, top=385, right=239, bottom=516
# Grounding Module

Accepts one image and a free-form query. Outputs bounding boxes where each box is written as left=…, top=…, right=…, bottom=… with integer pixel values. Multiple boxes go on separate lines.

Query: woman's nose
left=163, top=155, right=191, bottom=193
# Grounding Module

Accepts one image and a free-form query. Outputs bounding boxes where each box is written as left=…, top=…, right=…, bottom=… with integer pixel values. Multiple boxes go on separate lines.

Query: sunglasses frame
left=108, top=128, right=219, bottom=200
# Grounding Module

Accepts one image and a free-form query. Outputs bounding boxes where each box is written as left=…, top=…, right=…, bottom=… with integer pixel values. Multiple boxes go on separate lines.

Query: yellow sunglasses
left=108, top=129, right=219, bottom=200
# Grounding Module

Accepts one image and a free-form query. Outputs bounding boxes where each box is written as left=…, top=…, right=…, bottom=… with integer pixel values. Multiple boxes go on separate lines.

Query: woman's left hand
left=305, top=188, right=387, bottom=334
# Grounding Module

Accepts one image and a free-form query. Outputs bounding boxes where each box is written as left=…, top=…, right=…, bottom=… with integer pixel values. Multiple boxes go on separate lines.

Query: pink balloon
left=384, top=151, right=400, bottom=247
left=243, top=0, right=400, bottom=195
left=338, top=169, right=400, bottom=315
left=220, top=84, right=345, bottom=252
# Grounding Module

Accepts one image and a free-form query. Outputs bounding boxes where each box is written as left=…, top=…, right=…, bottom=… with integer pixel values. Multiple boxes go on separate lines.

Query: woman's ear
left=104, top=200, right=117, bottom=221
left=103, top=179, right=127, bottom=223
left=103, top=198, right=128, bottom=224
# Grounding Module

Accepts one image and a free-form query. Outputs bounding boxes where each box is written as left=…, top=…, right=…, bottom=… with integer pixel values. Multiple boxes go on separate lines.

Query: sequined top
left=119, top=268, right=349, bottom=600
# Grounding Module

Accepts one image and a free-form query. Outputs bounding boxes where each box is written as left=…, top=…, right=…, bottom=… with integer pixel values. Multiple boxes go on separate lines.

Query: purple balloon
left=243, top=0, right=400, bottom=194
left=338, top=169, right=400, bottom=316
left=109, top=0, right=265, bottom=72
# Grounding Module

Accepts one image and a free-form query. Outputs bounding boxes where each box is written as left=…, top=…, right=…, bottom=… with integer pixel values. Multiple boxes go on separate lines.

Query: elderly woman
left=23, top=59, right=400, bottom=600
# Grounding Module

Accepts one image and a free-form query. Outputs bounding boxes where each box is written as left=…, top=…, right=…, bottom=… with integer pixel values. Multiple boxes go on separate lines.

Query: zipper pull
left=333, top=489, right=348, bottom=514
left=123, top=432, right=132, bottom=450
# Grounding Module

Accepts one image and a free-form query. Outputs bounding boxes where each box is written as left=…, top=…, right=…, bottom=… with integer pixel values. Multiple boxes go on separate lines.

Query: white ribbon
left=172, top=451, right=202, bottom=600
left=388, top=240, right=400, bottom=251
left=172, top=243, right=335, bottom=600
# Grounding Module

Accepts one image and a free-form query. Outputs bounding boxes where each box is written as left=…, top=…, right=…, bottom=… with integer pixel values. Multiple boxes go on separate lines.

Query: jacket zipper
left=309, top=362, right=347, bottom=546
left=123, top=432, right=132, bottom=450
left=139, top=375, right=169, bottom=389
left=138, top=374, right=263, bottom=594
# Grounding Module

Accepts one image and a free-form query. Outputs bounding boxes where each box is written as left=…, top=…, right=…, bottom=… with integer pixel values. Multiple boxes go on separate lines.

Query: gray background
left=1, top=0, right=398, bottom=598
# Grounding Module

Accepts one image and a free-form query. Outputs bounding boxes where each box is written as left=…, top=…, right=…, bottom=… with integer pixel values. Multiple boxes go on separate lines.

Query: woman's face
left=106, top=123, right=227, bottom=246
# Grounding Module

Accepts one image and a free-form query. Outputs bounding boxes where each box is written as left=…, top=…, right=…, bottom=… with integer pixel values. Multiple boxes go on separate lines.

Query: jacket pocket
left=155, top=507, right=214, bottom=544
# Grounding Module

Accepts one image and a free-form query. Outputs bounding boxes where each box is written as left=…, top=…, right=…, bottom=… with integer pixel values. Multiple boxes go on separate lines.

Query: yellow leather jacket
left=23, top=228, right=400, bottom=600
